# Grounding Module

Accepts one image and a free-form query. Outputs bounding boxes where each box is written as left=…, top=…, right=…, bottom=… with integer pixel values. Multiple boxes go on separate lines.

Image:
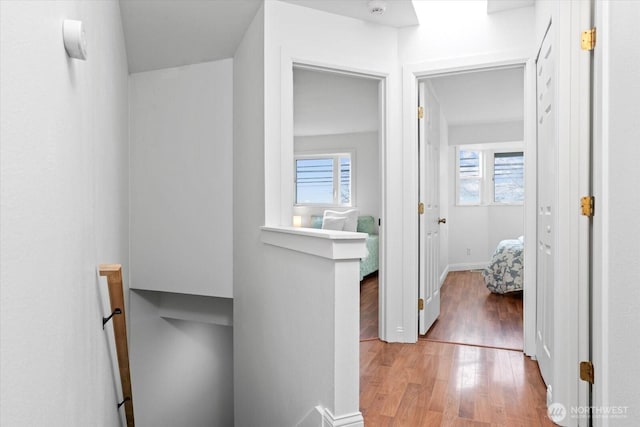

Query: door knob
left=438, top=218, right=447, bottom=224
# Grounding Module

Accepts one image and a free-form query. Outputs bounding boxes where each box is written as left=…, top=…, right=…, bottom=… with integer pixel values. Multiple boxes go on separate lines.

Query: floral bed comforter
left=360, top=234, right=379, bottom=280
left=482, top=238, right=524, bottom=294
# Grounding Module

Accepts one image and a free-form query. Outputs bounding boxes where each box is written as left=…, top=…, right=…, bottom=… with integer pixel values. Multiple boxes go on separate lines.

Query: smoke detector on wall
left=368, top=0, right=387, bottom=15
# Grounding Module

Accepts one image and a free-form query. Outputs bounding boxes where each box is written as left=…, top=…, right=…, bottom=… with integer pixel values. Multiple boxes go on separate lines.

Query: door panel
left=418, top=82, right=441, bottom=335
left=536, top=23, right=555, bottom=387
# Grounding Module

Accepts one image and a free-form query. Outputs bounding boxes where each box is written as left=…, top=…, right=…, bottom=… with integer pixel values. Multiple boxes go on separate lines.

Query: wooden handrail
left=99, top=264, right=135, bottom=427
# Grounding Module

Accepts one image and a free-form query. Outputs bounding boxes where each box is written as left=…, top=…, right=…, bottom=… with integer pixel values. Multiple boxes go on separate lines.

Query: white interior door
left=536, top=23, right=556, bottom=387
left=418, top=82, right=441, bottom=335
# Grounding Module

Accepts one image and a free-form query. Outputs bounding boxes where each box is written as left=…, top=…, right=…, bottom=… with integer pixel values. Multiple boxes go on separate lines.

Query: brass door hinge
left=418, top=202, right=425, bottom=215
left=418, top=298, right=424, bottom=310
left=581, top=28, right=596, bottom=51
left=418, top=106, right=424, bottom=119
left=580, top=361, right=594, bottom=384
left=581, top=196, right=595, bottom=217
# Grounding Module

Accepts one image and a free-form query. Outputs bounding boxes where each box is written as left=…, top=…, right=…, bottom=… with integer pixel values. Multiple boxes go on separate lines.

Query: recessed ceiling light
left=368, top=0, right=387, bottom=15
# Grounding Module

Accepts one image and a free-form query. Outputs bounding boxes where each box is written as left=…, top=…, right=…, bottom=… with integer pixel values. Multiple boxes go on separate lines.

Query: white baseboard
left=316, top=406, right=364, bottom=427
left=439, top=265, right=450, bottom=286
left=447, top=262, right=489, bottom=272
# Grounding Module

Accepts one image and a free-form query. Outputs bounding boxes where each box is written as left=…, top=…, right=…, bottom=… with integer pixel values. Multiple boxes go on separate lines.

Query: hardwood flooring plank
left=360, top=340, right=556, bottom=426
left=421, top=271, right=523, bottom=351
left=359, top=271, right=550, bottom=425
left=360, top=273, right=379, bottom=341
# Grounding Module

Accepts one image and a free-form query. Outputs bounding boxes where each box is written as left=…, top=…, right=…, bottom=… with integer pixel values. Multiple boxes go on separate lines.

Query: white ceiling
left=119, top=0, right=262, bottom=73
left=281, top=0, right=418, bottom=28
left=427, top=67, right=524, bottom=126
left=119, top=1, right=532, bottom=74
left=487, top=0, right=535, bottom=14
left=119, top=0, right=419, bottom=74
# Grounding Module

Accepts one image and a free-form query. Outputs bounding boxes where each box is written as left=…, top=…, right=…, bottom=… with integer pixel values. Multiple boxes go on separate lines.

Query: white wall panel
left=0, top=2, right=129, bottom=425
left=129, top=290, right=233, bottom=426
left=130, top=59, right=233, bottom=298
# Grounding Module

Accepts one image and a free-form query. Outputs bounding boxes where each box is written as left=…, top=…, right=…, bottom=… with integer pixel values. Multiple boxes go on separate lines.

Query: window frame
left=455, top=145, right=524, bottom=207
left=456, top=148, right=483, bottom=206
left=294, top=150, right=356, bottom=207
left=491, top=150, right=525, bottom=205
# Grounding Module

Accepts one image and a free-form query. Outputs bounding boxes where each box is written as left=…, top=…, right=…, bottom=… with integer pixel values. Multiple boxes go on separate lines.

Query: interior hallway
left=359, top=273, right=548, bottom=425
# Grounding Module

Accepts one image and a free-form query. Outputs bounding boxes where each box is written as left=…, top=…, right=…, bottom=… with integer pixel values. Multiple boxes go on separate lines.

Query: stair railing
left=99, top=264, right=135, bottom=427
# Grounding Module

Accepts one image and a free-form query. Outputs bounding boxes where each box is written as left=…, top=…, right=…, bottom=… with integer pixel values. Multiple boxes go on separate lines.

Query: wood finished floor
left=422, top=271, right=523, bottom=351
left=360, top=273, right=379, bottom=341
left=360, top=271, right=523, bottom=349
left=359, top=272, right=546, bottom=425
left=360, top=339, right=555, bottom=426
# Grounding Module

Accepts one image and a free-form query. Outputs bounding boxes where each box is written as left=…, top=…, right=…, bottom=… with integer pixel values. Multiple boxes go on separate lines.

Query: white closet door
left=536, top=23, right=556, bottom=388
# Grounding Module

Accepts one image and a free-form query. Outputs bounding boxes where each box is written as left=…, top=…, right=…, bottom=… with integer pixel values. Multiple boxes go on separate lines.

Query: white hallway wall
left=261, top=0, right=403, bottom=335
left=0, top=1, right=129, bottom=426
left=234, top=1, right=397, bottom=425
left=128, top=58, right=234, bottom=425
left=599, top=1, right=640, bottom=423
left=233, top=4, right=267, bottom=424
left=129, top=59, right=233, bottom=298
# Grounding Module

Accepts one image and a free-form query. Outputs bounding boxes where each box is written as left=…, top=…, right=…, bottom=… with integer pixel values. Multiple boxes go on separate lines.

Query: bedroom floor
left=360, top=273, right=379, bottom=341
left=421, top=270, right=523, bottom=350
left=359, top=271, right=548, bottom=425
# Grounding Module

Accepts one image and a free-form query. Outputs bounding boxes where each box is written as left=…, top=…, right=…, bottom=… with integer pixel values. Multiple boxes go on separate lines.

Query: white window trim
left=456, top=144, right=524, bottom=207
left=294, top=150, right=356, bottom=208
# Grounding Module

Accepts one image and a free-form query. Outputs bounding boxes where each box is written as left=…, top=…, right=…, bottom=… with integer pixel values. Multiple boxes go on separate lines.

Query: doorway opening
left=291, top=65, right=386, bottom=341
left=414, top=64, right=532, bottom=353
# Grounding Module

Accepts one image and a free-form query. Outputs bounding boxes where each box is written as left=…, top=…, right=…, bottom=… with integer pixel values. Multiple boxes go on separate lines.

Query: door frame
left=402, top=50, right=537, bottom=354
left=280, top=54, right=389, bottom=340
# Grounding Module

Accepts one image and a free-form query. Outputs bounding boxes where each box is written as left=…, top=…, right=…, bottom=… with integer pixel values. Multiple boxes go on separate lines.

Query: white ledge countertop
left=260, top=226, right=368, bottom=260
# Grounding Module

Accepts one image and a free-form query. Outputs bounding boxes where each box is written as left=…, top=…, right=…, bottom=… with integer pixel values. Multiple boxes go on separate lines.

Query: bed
left=482, top=236, right=524, bottom=294
left=360, top=233, right=379, bottom=280
left=310, top=214, right=379, bottom=280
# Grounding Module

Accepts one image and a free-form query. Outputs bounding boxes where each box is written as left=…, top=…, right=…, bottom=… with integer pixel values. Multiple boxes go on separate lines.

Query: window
left=295, top=153, right=353, bottom=206
left=493, top=152, right=524, bottom=203
left=456, top=146, right=524, bottom=205
left=457, top=149, right=482, bottom=205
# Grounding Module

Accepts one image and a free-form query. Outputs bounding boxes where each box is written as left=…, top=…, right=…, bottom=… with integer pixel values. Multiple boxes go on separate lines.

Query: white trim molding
left=318, top=407, right=364, bottom=427
left=439, top=265, right=450, bottom=287
left=261, top=226, right=367, bottom=260
left=447, top=263, right=489, bottom=272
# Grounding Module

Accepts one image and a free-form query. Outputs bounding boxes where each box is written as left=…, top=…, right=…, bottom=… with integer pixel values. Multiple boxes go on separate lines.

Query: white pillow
left=323, top=209, right=359, bottom=232
left=321, top=216, right=347, bottom=231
